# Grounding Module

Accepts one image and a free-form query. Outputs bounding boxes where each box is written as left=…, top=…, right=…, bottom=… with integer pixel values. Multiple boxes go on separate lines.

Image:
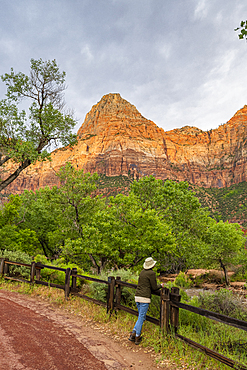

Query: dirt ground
left=0, top=290, right=174, bottom=370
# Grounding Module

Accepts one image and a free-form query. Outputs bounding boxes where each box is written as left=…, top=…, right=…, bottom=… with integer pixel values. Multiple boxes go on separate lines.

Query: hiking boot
left=128, top=331, right=136, bottom=342
left=135, top=335, right=142, bottom=345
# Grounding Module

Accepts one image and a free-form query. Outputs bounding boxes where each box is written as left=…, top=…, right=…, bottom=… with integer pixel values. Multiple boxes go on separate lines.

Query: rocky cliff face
left=4, top=93, right=247, bottom=193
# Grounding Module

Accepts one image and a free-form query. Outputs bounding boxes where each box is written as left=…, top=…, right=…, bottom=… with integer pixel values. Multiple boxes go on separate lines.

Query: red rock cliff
left=4, top=93, right=247, bottom=193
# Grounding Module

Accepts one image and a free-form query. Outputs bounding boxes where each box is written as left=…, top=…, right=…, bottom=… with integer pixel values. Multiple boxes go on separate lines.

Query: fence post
left=170, top=287, right=181, bottom=333
left=64, top=268, right=71, bottom=300
left=4, top=259, right=9, bottom=275
left=30, top=261, right=36, bottom=283
left=35, top=262, right=42, bottom=281
left=71, top=268, right=77, bottom=292
left=107, top=276, right=115, bottom=314
left=160, top=287, right=170, bottom=334
left=115, top=276, right=122, bottom=307
left=0, top=258, right=5, bottom=277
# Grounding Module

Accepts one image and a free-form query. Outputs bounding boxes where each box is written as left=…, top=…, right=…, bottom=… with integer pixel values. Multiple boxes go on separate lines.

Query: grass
left=1, top=278, right=247, bottom=369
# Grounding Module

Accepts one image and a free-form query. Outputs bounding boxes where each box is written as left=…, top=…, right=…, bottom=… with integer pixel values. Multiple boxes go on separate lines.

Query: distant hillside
left=96, top=174, right=132, bottom=197
left=194, top=181, right=247, bottom=227
left=97, top=175, right=247, bottom=227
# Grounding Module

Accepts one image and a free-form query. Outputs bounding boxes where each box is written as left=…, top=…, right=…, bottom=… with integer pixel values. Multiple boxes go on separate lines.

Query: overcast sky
left=1, top=0, right=247, bottom=133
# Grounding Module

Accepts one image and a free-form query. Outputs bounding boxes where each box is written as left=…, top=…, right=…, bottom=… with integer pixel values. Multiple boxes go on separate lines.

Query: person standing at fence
left=128, top=257, right=164, bottom=345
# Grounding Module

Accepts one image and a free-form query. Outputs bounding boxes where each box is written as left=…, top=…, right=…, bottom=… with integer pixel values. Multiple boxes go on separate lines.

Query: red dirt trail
left=0, top=295, right=107, bottom=370
left=0, top=291, right=172, bottom=370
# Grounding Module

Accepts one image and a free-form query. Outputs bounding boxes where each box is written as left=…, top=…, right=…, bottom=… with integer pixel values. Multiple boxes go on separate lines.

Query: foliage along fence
left=1, top=258, right=247, bottom=370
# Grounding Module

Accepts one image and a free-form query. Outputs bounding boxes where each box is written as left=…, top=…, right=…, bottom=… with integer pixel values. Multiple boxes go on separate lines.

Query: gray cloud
left=0, top=0, right=247, bottom=133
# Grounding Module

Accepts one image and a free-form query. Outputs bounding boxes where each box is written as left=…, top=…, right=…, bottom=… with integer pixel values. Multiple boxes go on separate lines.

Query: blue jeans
left=133, top=302, right=149, bottom=336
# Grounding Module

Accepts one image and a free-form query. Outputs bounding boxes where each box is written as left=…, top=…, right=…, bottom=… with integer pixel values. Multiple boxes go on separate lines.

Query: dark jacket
left=135, top=269, right=161, bottom=299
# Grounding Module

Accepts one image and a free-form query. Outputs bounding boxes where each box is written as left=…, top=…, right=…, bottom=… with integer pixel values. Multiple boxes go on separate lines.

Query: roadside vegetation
left=0, top=165, right=246, bottom=280
left=0, top=165, right=247, bottom=368
left=1, top=270, right=247, bottom=369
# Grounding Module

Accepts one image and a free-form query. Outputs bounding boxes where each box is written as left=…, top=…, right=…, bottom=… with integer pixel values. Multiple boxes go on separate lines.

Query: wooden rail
left=171, top=301, right=247, bottom=332
left=1, top=257, right=247, bottom=369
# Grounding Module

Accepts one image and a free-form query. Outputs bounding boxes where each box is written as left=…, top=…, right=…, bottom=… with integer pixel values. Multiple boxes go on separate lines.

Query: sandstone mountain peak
left=77, top=93, right=144, bottom=138
left=4, top=94, right=247, bottom=194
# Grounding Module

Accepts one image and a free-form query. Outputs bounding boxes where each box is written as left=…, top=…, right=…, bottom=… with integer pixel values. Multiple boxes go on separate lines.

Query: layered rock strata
left=4, top=93, right=247, bottom=193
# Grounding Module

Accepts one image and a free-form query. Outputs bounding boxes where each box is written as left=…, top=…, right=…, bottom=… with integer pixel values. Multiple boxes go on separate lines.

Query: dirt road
left=0, top=290, right=172, bottom=370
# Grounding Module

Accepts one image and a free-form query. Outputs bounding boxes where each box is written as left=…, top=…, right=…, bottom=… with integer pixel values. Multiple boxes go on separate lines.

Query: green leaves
left=235, top=20, right=247, bottom=40
left=28, top=102, right=77, bottom=149
left=92, top=192, right=175, bottom=270
left=0, top=194, right=22, bottom=227
left=3, top=169, right=245, bottom=277
left=0, top=58, right=77, bottom=191
left=201, top=220, right=245, bottom=284
left=205, top=220, right=244, bottom=264
left=130, top=176, right=211, bottom=270
left=19, top=187, right=65, bottom=257
left=1, top=59, right=66, bottom=105
left=0, top=195, right=39, bottom=254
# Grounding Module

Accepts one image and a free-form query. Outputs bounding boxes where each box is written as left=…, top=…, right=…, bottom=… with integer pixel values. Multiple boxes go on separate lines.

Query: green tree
left=99, top=192, right=175, bottom=271
left=130, top=176, right=211, bottom=272
left=14, top=165, right=101, bottom=263
left=19, top=187, right=65, bottom=257
left=62, top=176, right=215, bottom=274
left=235, top=20, right=247, bottom=40
left=54, top=163, right=106, bottom=270
left=58, top=172, right=175, bottom=273
left=0, top=195, right=38, bottom=254
left=204, top=220, right=245, bottom=285
left=55, top=163, right=101, bottom=239
left=0, top=58, right=77, bottom=191
left=61, top=191, right=175, bottom=273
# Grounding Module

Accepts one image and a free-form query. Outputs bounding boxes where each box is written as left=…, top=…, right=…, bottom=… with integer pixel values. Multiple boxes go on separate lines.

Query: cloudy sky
left=1, top=0, right=247, bottom=133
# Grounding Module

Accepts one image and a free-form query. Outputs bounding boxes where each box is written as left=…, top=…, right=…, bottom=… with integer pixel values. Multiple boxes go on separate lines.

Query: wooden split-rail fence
left=1, top=258, right=247, bottom=370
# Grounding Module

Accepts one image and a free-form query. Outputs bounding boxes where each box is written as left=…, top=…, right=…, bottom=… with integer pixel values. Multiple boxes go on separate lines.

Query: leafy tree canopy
left=5, top=171, right=246, bottom=277
left=54, top=163, right=102, bottom=239
left=203, top=220, right=245, bottom=285
left=19, top=187, right=64, bottom=257
left=0, top=195, right=38, bottom=254
left=60, top=176, right=212, bottom=273
left=130, top=176, right=212, bottom=271
left=235, top=20, right=247, bottom=40
left=0, top=58, right=77, bottom=191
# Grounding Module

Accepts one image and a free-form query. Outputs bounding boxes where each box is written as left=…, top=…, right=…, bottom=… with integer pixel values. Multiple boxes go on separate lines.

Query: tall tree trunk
left=88, top=253, right=100, bottom=274
left=0, top=159, right=31, bottom=192
left=219, top=258, right=229, bottom=286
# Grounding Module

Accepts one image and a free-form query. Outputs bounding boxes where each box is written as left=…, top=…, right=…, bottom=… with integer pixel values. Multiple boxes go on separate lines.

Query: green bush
left=198, top=289, right=247, bottom=320
left=230, top=269, right=246, bottom=282
left=174, top=271, right=193, bottom=288
left=89, top=269, right=139, bottom=307
left=179, top=295, right=211, bottom=332
left=34, top=255, right=86, bottom=288
left=164, top=280, right=190, bottom=301
left=0, top=250, right=32, bottom=279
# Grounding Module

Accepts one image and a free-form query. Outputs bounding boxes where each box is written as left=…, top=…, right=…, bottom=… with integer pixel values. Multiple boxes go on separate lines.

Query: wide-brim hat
left=143, top=257, right=157, bottom=270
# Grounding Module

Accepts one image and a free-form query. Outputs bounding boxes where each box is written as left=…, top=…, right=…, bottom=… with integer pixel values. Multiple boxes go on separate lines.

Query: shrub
left=198, top=289, right=247, bottom=320
left=174, top=271, right=193, bottom=288
left=0, top=250, right=32, bottom=279
left=34, top=255, right=86, bottom=288
left=179, top=295, right=211, bottom=331
left=163, top=280, right=190, bottom=302
left=89, top=269, right=139, bottom=307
